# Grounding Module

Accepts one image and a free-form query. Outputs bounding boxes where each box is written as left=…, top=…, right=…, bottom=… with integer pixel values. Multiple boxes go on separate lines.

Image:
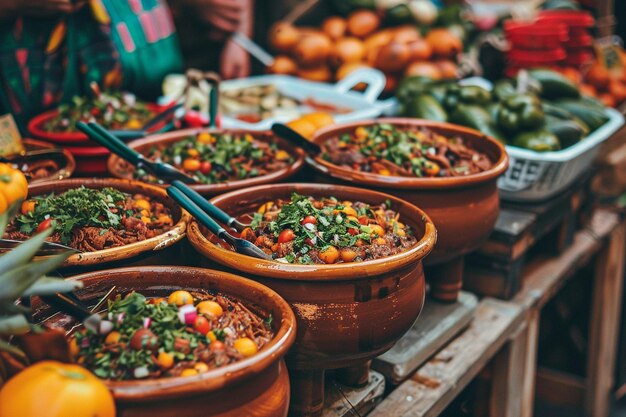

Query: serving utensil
left=40, top=292, right=102, bottom=331
left=170, top=180, right=247, bottom=231
left=107, top=102, right=184, bottom=140
left=271, top=123, right=321, bottom=154
left=0, top=239, right=81, bottom=256
left=0, top=148, right=68, bottom=164
left=167, top=185, right=271, bottom=260
left=76, top=121, right=195, bottom=184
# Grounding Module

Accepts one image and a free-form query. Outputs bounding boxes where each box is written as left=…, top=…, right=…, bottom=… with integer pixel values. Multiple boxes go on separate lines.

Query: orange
left=287, top=118, right=317, bottom=139
left=302, top=112, right=334, bottom=130
left=0, top=361, right=115, bottom=417
left=346, top=10, right=380, bottom=38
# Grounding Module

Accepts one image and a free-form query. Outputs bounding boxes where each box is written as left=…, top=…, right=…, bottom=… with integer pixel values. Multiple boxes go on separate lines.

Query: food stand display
left=1, top=1, right=626, bottom=417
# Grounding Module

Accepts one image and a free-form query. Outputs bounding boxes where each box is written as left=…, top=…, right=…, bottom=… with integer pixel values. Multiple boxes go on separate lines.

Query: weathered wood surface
left=585, top=220, right=626, bottom=417
left=322, top=371, right=385, bottom=417
left=373, top=292, right=478, bottom=385
left=368, top=298, right=523, bottom=417
left=368, top=210, right=623, bottom=417
left=465, top=173, right=594, bottom=299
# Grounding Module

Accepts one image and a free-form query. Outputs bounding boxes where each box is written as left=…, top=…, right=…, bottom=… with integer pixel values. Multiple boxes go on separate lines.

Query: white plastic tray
left=219, top=68, right=387, bottom=130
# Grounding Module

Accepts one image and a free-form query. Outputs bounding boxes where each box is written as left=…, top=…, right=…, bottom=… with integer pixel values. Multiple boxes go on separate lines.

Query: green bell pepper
left=496, top=94, right=545, bottom=132
left=443, top=85, right=492, bottom=111
left=512, top=129, right=561, bottom=152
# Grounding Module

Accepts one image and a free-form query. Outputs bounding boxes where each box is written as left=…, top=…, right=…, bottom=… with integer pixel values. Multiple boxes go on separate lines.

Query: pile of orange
left=560, top=48, right=626, bottom=108
left=267, top=9, right=462, bottom=92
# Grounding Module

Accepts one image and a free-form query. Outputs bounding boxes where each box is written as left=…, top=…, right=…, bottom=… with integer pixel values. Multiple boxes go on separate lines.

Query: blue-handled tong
left=76, top=121, right=195, bottom=184
left=167, top=184, right=270, bottom=260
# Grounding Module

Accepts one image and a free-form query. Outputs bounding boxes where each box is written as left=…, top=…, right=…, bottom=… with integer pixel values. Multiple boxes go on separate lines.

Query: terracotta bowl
left=186, top=183, right=436, bottom=416
left=23, top=178, right=190, bottom=270
left=20, top=139, right=75, bottom=183
left=31, top=266, right=297, bottom=417
left=107, top=128, right=306, bottom=197
left=306, top=118, right=509, bottom=302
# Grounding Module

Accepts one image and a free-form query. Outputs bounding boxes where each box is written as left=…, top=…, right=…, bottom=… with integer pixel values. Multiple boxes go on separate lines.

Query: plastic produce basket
left=383, top=77, right=624, bottom=202
left=498, top=108, right=624, bottom=202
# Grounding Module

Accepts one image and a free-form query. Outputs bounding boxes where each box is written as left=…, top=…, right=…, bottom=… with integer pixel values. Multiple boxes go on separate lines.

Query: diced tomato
left=300, top=215, right=317, bottom=225
left=278, top=229, right=295, bottom=243
left=200, top=161, right=212, bottom=175
left=193, top=316, right=211, bottom=335
left=36, top=218, right=54, bottom=233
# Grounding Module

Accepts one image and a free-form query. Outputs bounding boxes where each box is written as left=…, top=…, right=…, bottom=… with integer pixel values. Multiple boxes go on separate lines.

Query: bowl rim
left=44, top=266, right=297, bottom=401
left=187, top=183, right=437, bottom=281
left=22, top=138, right=76, bottom=183
left=307, top=118, right=510, bottom=190
left=27, top=103, right=162, bottom=144
left=25, top=178, right=190, bottom=266
left=107, top=128, right=307, bottom=195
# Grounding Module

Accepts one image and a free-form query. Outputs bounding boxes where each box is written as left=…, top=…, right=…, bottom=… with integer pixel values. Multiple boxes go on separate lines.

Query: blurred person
left=170, top=0, right=253, bottom=79
left=0, top=0, right=183, bottom=129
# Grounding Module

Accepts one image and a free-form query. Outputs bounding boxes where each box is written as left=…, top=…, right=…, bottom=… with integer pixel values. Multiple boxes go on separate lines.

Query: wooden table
left=367, top=209, right=625, bottom=417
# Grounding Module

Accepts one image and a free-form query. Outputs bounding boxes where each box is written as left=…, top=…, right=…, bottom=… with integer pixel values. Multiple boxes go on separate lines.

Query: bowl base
left=426, top=256, right=464, bottom=302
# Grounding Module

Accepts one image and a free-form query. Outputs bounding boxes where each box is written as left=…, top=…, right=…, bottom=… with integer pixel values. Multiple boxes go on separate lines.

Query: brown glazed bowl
left=31, top=266, right=297, bottom=417
left=307, top=118, right=509, bottom=302
left=20, top=139, right=76, bottom=183
left=23, top=178, right=190, bottom=270
left=107, top=128, right=306, bottom=197
left=186, top=183, right=436, bottom=416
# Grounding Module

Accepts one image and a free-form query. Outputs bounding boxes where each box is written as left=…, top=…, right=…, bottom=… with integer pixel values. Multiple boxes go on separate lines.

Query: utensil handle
left=40, top=293, right=92, bottom=321
left=107, top=130, right=146, bottom=140
left=271, top=123, right=321, bottom=154
left=167, top=186, right=227, bottom=238
left=171, top=180, right=234, bottom=227
left=77, top=122, right=142, bottom=165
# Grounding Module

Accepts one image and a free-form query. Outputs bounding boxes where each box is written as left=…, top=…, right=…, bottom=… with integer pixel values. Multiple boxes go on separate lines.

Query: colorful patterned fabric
left=0, top=0, right=182, bottom=131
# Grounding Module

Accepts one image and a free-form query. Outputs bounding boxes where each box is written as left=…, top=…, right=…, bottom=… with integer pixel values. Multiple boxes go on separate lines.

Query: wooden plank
left=488, top=321, right=532, bottom=417
left=536, top=367, right=586, bottom=410
left=368, top=298, right=523, bottom=417
left=585, top=220, right=626, bottom=417
left=521, top=310, right=539, bottom=417
left=373, top=292, right=478, bottom=385
left=323, top=371, right=385, bottom=417
left=514, top=210, right=620, bottom=311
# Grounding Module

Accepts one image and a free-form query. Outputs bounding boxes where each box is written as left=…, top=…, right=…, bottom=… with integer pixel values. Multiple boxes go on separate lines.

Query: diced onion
left=134, top=366, right=150, bottom=379
left=98, top=320, right=114, bottom=335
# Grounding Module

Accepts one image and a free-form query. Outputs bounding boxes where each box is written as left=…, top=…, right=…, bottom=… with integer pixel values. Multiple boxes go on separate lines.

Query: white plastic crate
left=380, top=77, right=625, bottom=202
left=498, top=108, right=624, bottom=202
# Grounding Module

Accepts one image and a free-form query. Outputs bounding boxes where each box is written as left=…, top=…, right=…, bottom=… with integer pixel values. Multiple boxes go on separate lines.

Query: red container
left=27, top=103, right=164, bottom=146
left=564, top=48, right=594, bottom=67
left=536, top=10, right=594, bottom=28
left=65, top=145, right=110, bottom=176
left=508, top=47, right=567, bottom=65
left=504, top=21, right=568, bottom=50
left=565, top=33, right=593, bottom=48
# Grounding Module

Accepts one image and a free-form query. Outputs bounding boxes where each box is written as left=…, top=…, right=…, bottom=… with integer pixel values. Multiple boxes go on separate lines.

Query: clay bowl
left=31, top=266, right=297, bottom=417
left=186, top=183, right=436, bottom=416
left=107, top=128, right=306, bottom=197
left=18, top=139, right=75, bottom=183
left=306, top=118, right=509, bottom=302
left=22, top=178, right=190, bottom=271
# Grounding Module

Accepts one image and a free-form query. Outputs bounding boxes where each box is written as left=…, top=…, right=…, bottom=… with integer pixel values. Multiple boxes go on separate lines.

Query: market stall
left=0, top=1, right=625, bottom=417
